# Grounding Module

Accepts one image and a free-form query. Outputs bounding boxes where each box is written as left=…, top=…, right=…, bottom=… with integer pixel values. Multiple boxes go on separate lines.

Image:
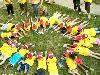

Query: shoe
left=88, top=14, right=91, bottom=19
left=12, top=14, right=15, bottom=16
left=21, top=11, right=24, bottom=15
left=8, top=15, right=10, bottom=17
left=79, top=12, right=81, bottom=14
left=34, top=16, right=37, bottom=19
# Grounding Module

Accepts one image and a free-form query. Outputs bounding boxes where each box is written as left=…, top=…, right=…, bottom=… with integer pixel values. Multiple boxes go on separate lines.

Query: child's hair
left=69, top=53, right=77, bottom=60
left=11, top=25, right=15, bottom=30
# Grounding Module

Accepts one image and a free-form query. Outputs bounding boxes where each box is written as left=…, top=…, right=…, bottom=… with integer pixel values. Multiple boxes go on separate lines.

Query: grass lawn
left=0, top=1, right=100, bottom=75
left=93, top=0, right=100, bottom=4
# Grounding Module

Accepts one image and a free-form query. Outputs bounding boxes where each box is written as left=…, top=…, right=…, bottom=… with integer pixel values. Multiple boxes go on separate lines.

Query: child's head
left=48, top=51, right=54, bottom=59
left=37, top=52, right=43, bottom=59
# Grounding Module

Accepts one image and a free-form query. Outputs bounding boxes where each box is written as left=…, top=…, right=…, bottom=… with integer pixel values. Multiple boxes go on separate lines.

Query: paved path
left=0, top=0, right=6, bottom=8
left=54, top=0, right=100, bottom=15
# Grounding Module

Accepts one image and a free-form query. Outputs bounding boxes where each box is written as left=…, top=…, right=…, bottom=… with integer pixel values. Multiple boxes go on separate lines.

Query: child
left=84, top=0, right=92, bottom=19
left=36, top=52, right=47, bottom=75
left=73, top=0, right=81, bottom=14
left=9, top=42, right=31, bottom=66
left=76, top=58, right=94, bottom=75
left=18, top=0, right=29, bottom=16
left=57, top=55, right=66, bottom=70
left=17, top=51, right=36, bottom=74
left=21, top=19, right=31, bottom=32
left=65, top=53, right=80, bottom=75
left=74, top=46, right=100, bottom=59
left=3, top=0, right=14, bottom=16
left=38, top=5, right=48, bottom=16
left=0, top=41, right=18, bottom=65
left=17, top=58, right=26, bottom=73
left=30, top=0, right=43, bottom=18
left=30, top=17, right=38, bottom=33
left=47, top=51, right=59, bottom=75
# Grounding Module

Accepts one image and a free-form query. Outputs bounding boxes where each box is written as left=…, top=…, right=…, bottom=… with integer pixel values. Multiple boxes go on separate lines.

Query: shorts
left=85, top=2, right=91, bottom=13
left=9, top=53, right=22, bottom=65
left=25, top=64, right=30, bottom=72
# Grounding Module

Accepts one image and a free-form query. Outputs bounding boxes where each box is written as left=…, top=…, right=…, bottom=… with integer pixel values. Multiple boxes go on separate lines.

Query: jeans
left=19, top=2, right=27, bottom=12
left=73, top=0, right=81, bottom=12
left=6, top=4, right=14, bottom=15
left=32, top=3, right=40, bottom=17
left=36, top=69, right=45, bottom=75
left=95, top=28, right=100, bottom=34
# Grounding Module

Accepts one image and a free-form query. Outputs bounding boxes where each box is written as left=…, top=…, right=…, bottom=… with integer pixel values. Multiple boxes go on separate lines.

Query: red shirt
left=67, top=26, right=72, bottom=32
left=15, top=24, right=20, bottom=30
left=12, top=32, right=18, bottom=37
left=74, top=35, right=83, bottom=41
left=32, top=24, right=37, bottom=29
left=24, top=22, right=30, bottom=28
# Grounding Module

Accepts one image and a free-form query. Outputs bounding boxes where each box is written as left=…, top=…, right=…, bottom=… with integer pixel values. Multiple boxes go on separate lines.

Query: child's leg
left=10, top=4, right=14, bottom=15
left=0, top=54, right=4, bottom=60
left=68, top=69, right=75, bottom=75
left=73, top=69, right=80, bottom=75
left=90, top=51, right=100, bottom=56
left=32, top=4, right=39, bottom=17
left=78, top=65, right=89, bottom=75
left=73, top=0, right=77, bottom=11
left=89, top=54, right=100, bottom=59
left=19, top=3, right=24, bottom=11
left=82, top=64, right=94, bottom=71
left=77, top=1, right=81, bottom=12
left=6, top=4, right=10, bottom=15
left=0, top=55, right=7, bottom=65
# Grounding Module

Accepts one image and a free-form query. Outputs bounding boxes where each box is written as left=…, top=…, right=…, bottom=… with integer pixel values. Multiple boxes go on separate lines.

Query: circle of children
left=0, top=1, right=100, bottom=75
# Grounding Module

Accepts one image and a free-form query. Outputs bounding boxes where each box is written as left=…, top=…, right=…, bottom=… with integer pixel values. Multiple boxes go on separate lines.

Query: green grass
left=93, top=0, right=100, bottom=4
left=0, top=1, right=100, bottom=75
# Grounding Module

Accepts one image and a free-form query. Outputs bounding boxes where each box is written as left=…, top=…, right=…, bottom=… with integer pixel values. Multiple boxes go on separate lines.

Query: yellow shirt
left=84, top=0, right=92, bottom=3
left=1, top=32, right=12, bottom=38
left=6, top=23, right=14, bottom=31
left=47, top=57, right=58, bottom=74
left=4, top=0, right=12, bottom=4
left=18, top=0, right=27, bottom=4
left=18, top=48, right=29, bottom=57
left=24, top=25, right=31, bottom=31
left=0, top=43, right=17, bottom=58
left=31, top=0, right=41, bottom=4
left=66, top=57, right=77, bottom=70
left=70, top=26, right=78, bottom=35
left=47, top=57, right=57, bottom=64
left=25, top=56, right=36, bottom=66
left=74, top=46, right=90, bottom=56
left=49, top=16, right=58, bottom=28
left=40, top=17, right=48, bottom=27
left=37, top=57, right=47, bottom=70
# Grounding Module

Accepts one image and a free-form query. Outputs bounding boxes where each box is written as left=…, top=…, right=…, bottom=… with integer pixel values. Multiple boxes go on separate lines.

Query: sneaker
left=21, top=11, right=24, bottom=15
left=8, top=15, right=10, bottom=17
left=79, top=12, right=81, bottom=14
left=34, top=16, right=37, bottom=19
left=88, top=14, right=91, bottom=19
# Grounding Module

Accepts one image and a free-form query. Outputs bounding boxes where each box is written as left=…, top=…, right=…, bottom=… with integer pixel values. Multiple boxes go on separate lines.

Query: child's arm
left=0, top=56, right=7, bottom=65
left=82, top=64, right=94, bottom=71
left=17, top=64, right=21, bottom=71
left=21, top=19, right=25, bottom=24
left=40, top=0, right=43, bottom=5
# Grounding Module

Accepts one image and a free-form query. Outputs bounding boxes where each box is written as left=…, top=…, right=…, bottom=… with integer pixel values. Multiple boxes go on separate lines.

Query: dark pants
left=85, top=2, right=91, bottom=13
left=6, top=4, right=14, bottom=15
left=32, top=3, right=40, bottom=17
left=73, top=0, right=81, bottom=12
left=95, top=28, right=100, bottom=34
left=36, top=69, right=45, bottom=75
left=19, top=2, right=27, bottom=13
